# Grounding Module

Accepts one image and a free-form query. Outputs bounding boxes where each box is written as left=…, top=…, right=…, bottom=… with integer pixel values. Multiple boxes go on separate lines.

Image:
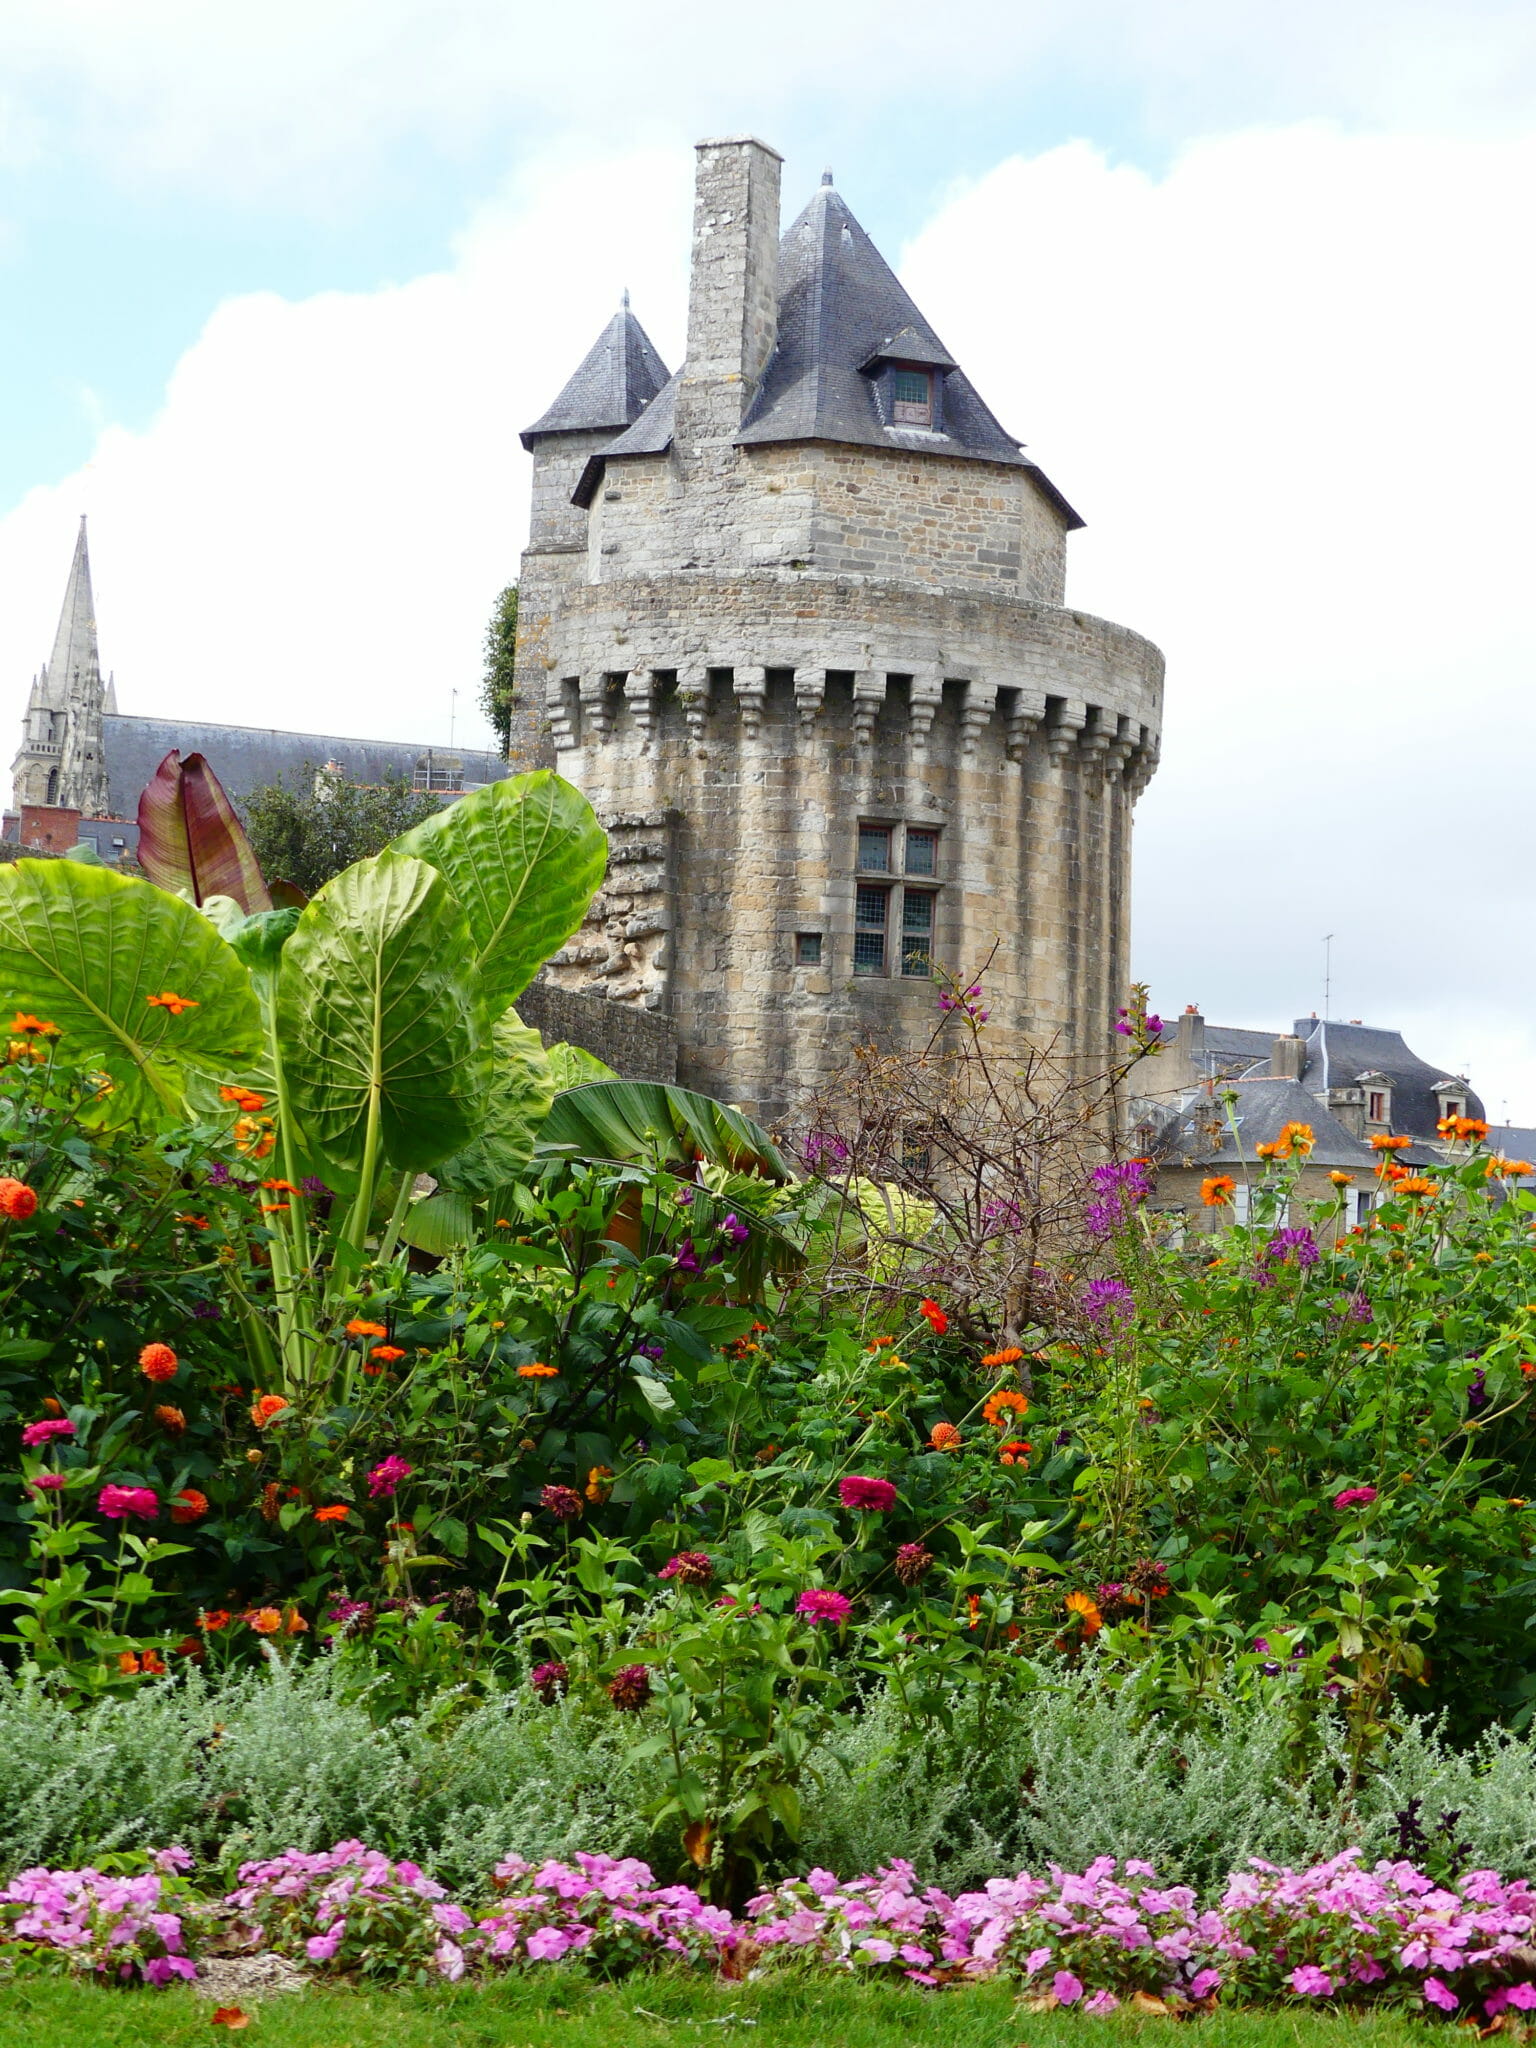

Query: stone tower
left=11, top=516, right=114, bottom=816
left=514, top=137, right=1165, bottom=1125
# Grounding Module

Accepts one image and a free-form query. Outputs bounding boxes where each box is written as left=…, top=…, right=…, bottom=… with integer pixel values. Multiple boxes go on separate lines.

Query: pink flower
left=1188, top=1968, right=1223, bottom=1999
left=839, top=1475, right=898, bottom=1512
left=27, top=1473, right=67, bottom=1494
left=795, top=1588, right=852, bottom=1627
left=97, top=1483, right=158, bottom=1521
left=1423, top=1978, right=1459, bottom=2012
left=1332, top=1485, right=1379, bottom=1509
left=1290, top=1965, right=1333, bottom=1996
left=367, top=1454, right=413, bottom=1499
left=1084, top=1990, right=1120, bottom=2013
left=1053, top=1971, right=1084, bottom=2004
left=20, top=1417, right=74, bottom=1447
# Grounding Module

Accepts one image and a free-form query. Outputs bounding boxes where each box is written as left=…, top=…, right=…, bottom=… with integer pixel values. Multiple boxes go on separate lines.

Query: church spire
left=46, top=516, right=100, bottom=703
left=10, top=517, right=112, bottom=817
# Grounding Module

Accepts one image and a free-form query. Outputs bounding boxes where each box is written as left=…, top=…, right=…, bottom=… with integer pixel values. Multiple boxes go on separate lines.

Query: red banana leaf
left=137, top=751, right=273, bottom=913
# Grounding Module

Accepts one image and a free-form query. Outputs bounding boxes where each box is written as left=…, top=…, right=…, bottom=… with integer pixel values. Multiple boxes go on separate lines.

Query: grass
left=0, top=1975, right=1444, bottom=2048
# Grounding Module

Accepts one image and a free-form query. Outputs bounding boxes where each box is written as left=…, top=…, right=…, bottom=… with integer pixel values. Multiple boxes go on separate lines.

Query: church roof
left=37, top=515, right=100, bottom=708
left=579, top=178, right=1081, bottom=524
left=520, top=302, right=671, bottom=449
left=101, top=715, right=508, bottom=820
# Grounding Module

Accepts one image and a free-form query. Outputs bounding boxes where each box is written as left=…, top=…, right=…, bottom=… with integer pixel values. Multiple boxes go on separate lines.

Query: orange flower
left=517, top=1361, right=559, bottom=1378
left=585, top=1464, right=615, bottom=1503
left=219, top=1084, right=267, bottom=1113
left=199, top=1609, right=232, bottom=1632
left=118, top=1651, right=142, bottom=1675
left=998, top=1438, right=1032, bottom=1466
left=1328, top=1171, right=1355, bottom=1186
left=369, top=1344, right=406, bottom=1363
left=314, top=1503, right=350, bottom=1522
left=1370, top=1133, right=1413, bottom=1152
left=260, top=1201, right=290, bottom=1214
left=146, top=991, right=198, bottom=1015
left=139, top=1342, right=179, bottom=1382
left=172, top=1635, right=205, bottom=1661
left=1274, top=1122, right=1315, bottom=1159
left=1487, top=1157, right=1535, bottom=1178
left=211, top=2008, right=251, bottom=2029
left=346, top=1319, right=388, bottom=1338
left=245, top=1607, right=283, bottom=1635
left=1438, top=1115, right=1489, bottom=1142
left=261, top=1179, right=301, bottom=1195
left=170, top=1488, right=208, bottom=1524
left=1064, top=1589, right=1103, bottom=1636
left=918, top=1299, right=948, bottom=1335
left=867, top=1336, right=896, bottom=1351
left=982, top=1388, right=1029, bottom=1426
left=284, top=1608, right=308, bottom=1634
left=154, top=1404, right=186, bottom=1434
left=176, top=1212, right=209, bottom=1229
left=928, top=1421, right=962, bottom=1451
left=250, top=1392, right=290, bottom=1429
left=0, top=1179, right=38, bottom=1220
left=980, top=1345, right=1025, bottom=1367
left=1254, top=1141, right=1279, bottom=1160
left=233, top=1116, right=275, bottom=1159
left=10, top=1013, right=59, bottom=1037
left=1393, top=1176, right=1438, bottom=1197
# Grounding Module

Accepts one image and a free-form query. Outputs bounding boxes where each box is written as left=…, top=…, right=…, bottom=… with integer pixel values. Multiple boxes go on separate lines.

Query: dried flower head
left=893, top=1542, right=934, bottom=1586
left=607, top=1663, right=652, bottom=1712
left=540, top=1483, right=584, bottom=1523
left=658, top=1550, right=714, bottom=1586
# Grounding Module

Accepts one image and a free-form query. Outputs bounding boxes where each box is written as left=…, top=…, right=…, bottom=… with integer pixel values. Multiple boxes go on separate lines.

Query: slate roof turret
left=1294, top=1019, right=1485, bottom=1140
left=520, top=301, right=670, bottom=450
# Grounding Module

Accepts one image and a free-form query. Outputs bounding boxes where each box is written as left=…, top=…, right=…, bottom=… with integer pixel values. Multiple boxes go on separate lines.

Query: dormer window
left=1368, top=1091, right=1387, bottom=1124
left=892, top=368, right=932, bottom=427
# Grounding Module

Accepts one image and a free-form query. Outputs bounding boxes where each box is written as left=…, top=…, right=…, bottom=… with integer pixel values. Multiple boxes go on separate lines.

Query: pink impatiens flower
left=1290, top=1965, right=1334, bottom=1996
left=1053, top=1971, right=1085, bottom=2003
left=1423, top=1978, right=1459, bottom=2012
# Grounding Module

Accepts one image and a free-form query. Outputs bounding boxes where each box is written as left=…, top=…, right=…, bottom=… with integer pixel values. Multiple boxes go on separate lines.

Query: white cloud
left=0, top=144, right=692, bottom=758
left=3, top=122, right=1536, bottom=1114
left=901, top=127, right=1536, bottom=1112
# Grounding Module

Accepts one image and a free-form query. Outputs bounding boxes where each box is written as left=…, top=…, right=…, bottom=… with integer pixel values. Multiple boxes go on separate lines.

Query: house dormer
left=1357, top=1072, right=1393, bottom=1133
left=1433, top=1077, right=1471, bottom=1124
left=860, top=327, right=957, bottom=434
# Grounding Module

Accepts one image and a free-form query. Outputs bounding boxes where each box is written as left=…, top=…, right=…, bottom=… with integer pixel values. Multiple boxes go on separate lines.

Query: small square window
left=796, top=932, right=822, bottom=966
left=854, top=884, right=889, bottom=974
left=905, top=827, right=938, bottom=875
left=900, top=889, right=934, bottom=976
left=892, top=368, right=932, bottom=426
left=857, top=824, right=892, bottom=872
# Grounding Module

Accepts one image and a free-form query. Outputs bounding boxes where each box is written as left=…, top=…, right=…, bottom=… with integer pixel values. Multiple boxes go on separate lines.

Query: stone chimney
left=675, top=136, right=782, bottom=454
left=1271, top=1033, right=1306, bottom=1082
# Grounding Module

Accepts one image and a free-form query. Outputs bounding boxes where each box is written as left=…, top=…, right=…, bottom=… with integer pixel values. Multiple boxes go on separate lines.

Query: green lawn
left=0, top=1975, right=1444, bottom=2048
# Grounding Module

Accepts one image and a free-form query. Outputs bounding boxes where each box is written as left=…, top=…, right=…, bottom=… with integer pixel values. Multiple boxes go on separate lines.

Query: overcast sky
left=2, top=2, right=1534, bottom=1111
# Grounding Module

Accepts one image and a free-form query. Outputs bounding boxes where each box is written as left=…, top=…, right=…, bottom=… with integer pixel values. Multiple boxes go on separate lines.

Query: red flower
left=314, top=1504, right=350, bottom=1522
left=169, top=1488, right=208, bottom=1523
left=838, top=1475, right=898, bottom=1511
left=0, top=1179, right=38, bottom=1221
left=918, top=1299, right=948, bottom=1335
left=369, top=1345, right=406, bottom=1363
left=607, top=1663, right=653, bottom=1711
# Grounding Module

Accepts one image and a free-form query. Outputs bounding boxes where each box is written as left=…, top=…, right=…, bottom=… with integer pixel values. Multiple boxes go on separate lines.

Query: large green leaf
left=390, top=771, right=606, bottom=1014
left=433, top=1007, right=558, bottom=1196
left=538, top=1081, right=793, bottom=1182
left=0, top=860, right=262, bottom=1120
left=546, top=1040, right=617, bottom=1089
left=275, top=852, right=486, bottom=1175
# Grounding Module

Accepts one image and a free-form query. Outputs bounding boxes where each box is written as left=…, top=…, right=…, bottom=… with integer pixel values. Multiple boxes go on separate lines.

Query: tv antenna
left=449, top=687, right=458, bottom=750
left=1322, top=933, right=1334, bottom=1019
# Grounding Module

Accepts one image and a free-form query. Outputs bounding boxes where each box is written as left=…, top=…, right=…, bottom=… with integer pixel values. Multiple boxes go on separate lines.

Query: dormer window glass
left=892, top=368, right=933, bottom=427
left=1367, top=1091, right=1386, bottom=1123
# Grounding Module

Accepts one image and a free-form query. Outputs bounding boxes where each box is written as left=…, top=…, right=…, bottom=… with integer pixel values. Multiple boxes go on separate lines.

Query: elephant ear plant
left=0, top=768, right=608, bottom=1407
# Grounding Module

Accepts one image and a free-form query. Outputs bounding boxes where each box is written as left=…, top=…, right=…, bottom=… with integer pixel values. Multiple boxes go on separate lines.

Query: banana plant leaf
left=390, top=771, right=606, bottom=1016
left=275, top=852, right=487, bottom=1176
left=432, top=1007, right=559, bottom=1196
left=0, top=860, right=263, bottom=1121
left=537, top=1081, right=793, bottom=1181
left=137, top=750, right=273, bottom=914
left=545, top=1040, right=617, bottom=1089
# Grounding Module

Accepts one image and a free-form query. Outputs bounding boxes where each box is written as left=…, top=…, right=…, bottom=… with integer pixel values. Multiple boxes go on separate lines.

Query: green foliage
left=242, top=767, right=442, bottom=897
left=540, top=1080, right=793, bottom=1180
left=480, top=583, right=518, bottom=754
left=0, top=861, right=262, bottom=1122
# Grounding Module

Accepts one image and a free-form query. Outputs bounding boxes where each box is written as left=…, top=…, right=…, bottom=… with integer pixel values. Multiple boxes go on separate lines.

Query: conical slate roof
left=520, top=302, right=671, bottom=449
left=41, top=515, right=100, bottom=705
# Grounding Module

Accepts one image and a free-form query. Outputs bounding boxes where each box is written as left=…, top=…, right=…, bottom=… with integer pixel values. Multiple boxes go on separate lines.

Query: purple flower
left=1081, top=1277, right=1135, bottom=1329
left=192, top=1299, right=223, bottom=1320
left=674, top=1187, right=695, bottom=1207
left=804, top=1130, right=850, bottom=1171
left=607, top=1663, right=652, bottom=1712
left=1053, top=1971, right=1085, bottom=2004
left=300, top=1176, right=330, bottom=1198
left=98, top=1483, right=158, bottom=1521
left=795, top=1588, right=852, bottom=1627
left=981, top=1198, right=1023, bottom=1234
left=529, top=1659, right=569, bottom=1701
left=635, top=1340, right=664, bottom=1362
left=1327, top=1291, right=1373, bottom=1329
left=673, top=1237, right=702, bottom=1276
left=325, top=1598, right=373, bottom=1630
left=1090, top=1160, right=1153, bottom=1200
left=1262, top=1226, right=1320, bottom=1269
left=839, top=1475, right=898, bottom=1512
left=206, top=1160, right=232, bottom=1187
left=719, top=1213, right=750, bottom=1246
left=1145, top=1013, right=1164, bottom=1035
left=367, top=1454, right=413, bottom=1500
left=1290, top=1966, right=1334, bottom=1997
left=20, top=1417, right=74, bottom=1448
left=1423, top=1978, right=1459, bottom=2013
left=1333, top=1485, right=1379, bottom=1509
left=1468, top=1368, right=1490, bottom=1414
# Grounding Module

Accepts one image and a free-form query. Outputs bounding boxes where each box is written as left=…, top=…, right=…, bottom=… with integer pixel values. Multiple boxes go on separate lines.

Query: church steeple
left=10, top=517, right=113, bottom=816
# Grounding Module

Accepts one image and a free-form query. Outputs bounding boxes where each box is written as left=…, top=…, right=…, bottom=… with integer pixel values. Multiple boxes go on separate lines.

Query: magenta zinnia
left=658, top=1551, right=714, bottom=1586
left=366, top=1454, right=413, bottom=1499
left=540, top=1484, right=584, bottom=1523
left=1333, top=1485, right=1379, bottom=1509
left=20, top=1417, right=74, bottom=1448
left=838, top=1475, right=898, bottom=1512
left=97, top=1483, right=158, bottom=1521
left=529, top=1660, right=569, bottom=1702
left=795, top=1588, right=852, bottom=1627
